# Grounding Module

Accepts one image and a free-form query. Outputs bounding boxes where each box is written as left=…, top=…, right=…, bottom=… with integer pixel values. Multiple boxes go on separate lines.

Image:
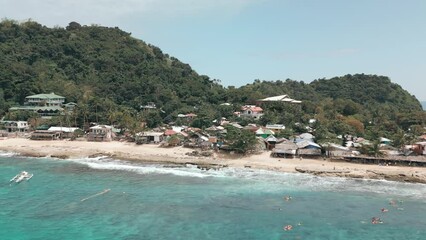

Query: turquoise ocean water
left=1, top=151, right=426, bottom=240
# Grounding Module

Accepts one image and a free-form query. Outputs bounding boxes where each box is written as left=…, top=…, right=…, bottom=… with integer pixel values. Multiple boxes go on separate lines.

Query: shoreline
left=1, top=138, right=426, bottom=184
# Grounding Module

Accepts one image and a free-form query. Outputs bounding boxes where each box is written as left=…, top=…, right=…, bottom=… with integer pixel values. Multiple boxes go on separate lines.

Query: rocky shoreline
left=1, top=138, right=426, bottom=184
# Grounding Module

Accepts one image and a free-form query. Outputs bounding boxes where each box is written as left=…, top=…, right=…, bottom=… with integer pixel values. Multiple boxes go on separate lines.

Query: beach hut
left=296, top=140, right=322, bottom=157
left=322, top=143, right=351, bottom=157
left=271, top=142, right=298, bottom=158
left=264, top=135, right=277, bottom=150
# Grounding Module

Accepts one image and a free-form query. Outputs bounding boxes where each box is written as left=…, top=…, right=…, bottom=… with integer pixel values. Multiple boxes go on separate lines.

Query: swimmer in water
left=284, top=196, right=292, bottom=201
left=381, top=208, right=389, bottom=212
left=283, top=225, right=293, bottom=231
left=371, top=217, right=383, bottom=224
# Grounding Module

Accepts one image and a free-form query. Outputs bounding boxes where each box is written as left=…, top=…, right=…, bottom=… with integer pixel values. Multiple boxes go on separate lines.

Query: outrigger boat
left=10, top=171, right=33, bottom=183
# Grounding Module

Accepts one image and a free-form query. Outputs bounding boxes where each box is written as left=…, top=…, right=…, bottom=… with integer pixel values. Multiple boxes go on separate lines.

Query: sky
left=1, top=0, right=426, bottom=101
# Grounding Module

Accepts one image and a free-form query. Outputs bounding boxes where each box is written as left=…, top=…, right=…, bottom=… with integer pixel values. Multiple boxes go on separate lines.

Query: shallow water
left=1, top=152, right=426, bottom=239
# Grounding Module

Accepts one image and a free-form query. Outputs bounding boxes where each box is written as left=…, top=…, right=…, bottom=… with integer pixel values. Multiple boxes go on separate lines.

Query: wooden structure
left=271, top=142, right=298, bottom=157
left=30, top=131, right=61, bottom=140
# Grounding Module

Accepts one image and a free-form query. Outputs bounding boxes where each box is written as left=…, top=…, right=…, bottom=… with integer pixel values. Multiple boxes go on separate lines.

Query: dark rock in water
left=88, top=153, right=111, bottom=158
left=51, top=154, right=69, bottom=159
left=22, top=152, right=47, bottom=158
left=193, top=163, right=227, bottom=171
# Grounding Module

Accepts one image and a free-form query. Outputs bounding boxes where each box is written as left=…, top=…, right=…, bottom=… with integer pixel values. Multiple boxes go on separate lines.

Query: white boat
left=10, top=171, right=33, bottom=183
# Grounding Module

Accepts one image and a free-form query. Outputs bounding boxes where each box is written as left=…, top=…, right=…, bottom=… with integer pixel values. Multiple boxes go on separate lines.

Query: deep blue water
left=1, top=151, right=426, bottom=240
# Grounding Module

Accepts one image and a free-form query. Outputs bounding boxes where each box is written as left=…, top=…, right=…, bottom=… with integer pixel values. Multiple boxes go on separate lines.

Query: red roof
left=164, top=130, right=177, bottom=136
left=241, top=105, right=263, bottom=112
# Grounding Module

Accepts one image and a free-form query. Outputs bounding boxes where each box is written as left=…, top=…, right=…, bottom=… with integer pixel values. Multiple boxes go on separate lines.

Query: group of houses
left=1, top=93, right=426, bottom=157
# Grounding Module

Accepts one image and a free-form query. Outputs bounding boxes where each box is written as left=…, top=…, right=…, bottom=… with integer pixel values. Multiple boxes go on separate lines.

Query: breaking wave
left=66, top=156, right=426, bottom=200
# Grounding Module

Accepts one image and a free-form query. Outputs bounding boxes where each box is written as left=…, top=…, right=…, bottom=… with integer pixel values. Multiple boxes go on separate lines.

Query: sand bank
left=1, top=138, right=426, bottom=183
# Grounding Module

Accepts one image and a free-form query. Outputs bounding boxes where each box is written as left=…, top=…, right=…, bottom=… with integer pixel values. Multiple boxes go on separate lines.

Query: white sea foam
left=66, top=156, right=426, bottom=200
left=0, top=150, right=18, bottom=157
left=67, top=157, right=230, bottom=178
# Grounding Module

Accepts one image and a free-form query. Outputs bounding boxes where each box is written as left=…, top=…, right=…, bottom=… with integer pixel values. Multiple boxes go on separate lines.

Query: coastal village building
left=30, top=131, right=61, bottom=140
left=271, top=141, right=298, bottom=157
left=136, top=131, right=164, bottom=144
left=239, top=105, right=264, bottom=119
left=140, top=102, right=157, bottom=111
left=47, top=127, right=80, bottom=139
left=257, top=94, right=302, bottom=105
left=30, top=127, right=80, bottom=140
left=265, top=124, right=286, bottom=132
left=87, top=125, right=113, bottom=142
left=1, top=121, right=29, bottom=132
left=255, top=128, right=275, bottom=138
left=8, top=92, right=72, bottom=118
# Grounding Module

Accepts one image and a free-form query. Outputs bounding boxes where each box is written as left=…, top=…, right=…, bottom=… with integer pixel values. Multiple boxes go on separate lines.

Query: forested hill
left=310, top=75, right=421, bottom=111
left=0, top=20, right=424, bottom=138
left=0, top=20, right=225, bottom=116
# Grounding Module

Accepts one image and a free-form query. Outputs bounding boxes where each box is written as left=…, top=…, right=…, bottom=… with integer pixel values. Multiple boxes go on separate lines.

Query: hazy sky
left=1, top=0, right=425, bottom=100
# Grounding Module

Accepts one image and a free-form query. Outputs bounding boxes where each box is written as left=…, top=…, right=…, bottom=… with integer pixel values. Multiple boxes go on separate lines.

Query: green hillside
left=0, top=20, right=225, bottom=125
left=0, top=20, right=424, bottom=140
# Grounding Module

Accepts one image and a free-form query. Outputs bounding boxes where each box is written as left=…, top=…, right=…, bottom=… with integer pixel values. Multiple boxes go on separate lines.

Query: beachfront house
left=412, top=142, right=426, bottom=155
left=296, top=140, right=322, bottom=157
left=1, top=121, right=29, bottom=132
left=47, top=126, right=81, bottom=139
left=87, top=125, right=113, bottom=142
left=271, top=141, right=298, bottom=157
left=30, top=130, right=61, bottom=140
left=322, top=143, right=352, bottom=157
left=136, top=131, right=164, bottom=144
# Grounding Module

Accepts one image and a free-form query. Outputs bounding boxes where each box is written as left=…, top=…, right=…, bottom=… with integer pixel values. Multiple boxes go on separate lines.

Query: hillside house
left=257, top=95, right=302, bottom=105
left=265, top=124, right=286, bottom=132
left=9, top=92, right=66, bottom=118
left=240, top=105, right=263, bottom=119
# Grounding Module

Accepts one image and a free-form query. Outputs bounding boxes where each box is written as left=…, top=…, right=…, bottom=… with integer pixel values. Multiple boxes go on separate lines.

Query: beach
left=1, top=137, right=426, bottom=183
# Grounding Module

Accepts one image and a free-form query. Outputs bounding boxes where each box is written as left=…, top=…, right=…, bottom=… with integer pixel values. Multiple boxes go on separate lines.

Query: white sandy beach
left=1, top=138, right=426, bottom=183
